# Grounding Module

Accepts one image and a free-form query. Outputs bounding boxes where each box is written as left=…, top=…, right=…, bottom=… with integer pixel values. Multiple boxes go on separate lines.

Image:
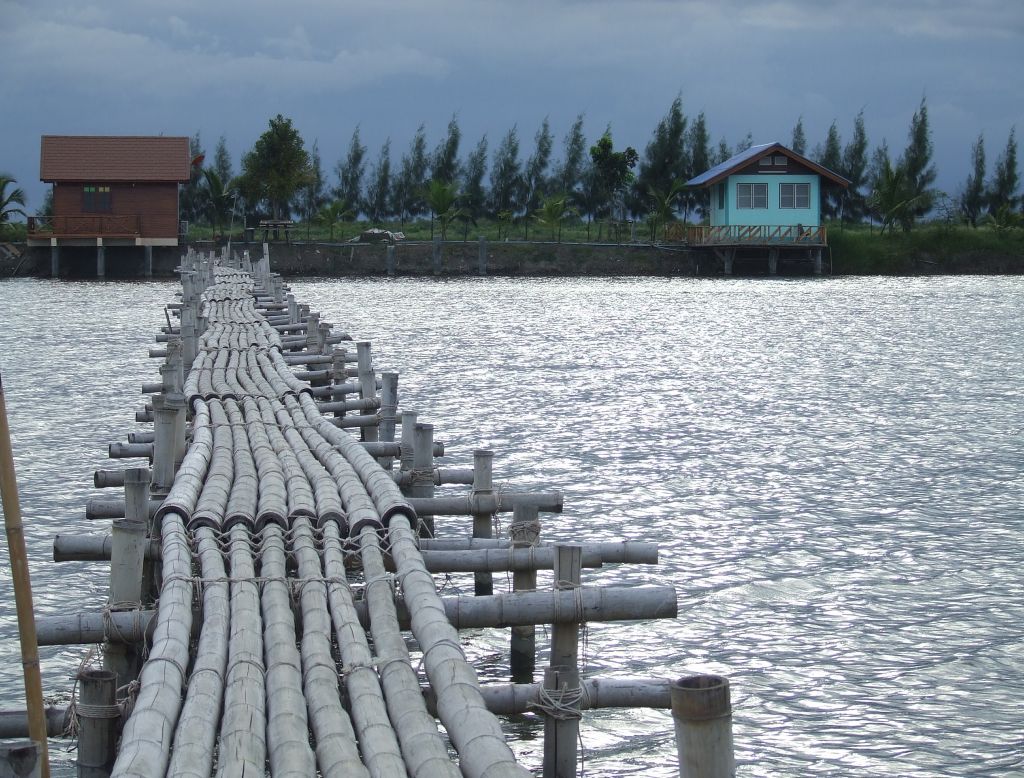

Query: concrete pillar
left=144, top=245, right=153, bottom=278
left=813, top=248, right=823, bottom=275
left=768, top=248, right=778, bottom=275
left=0, top=741, right=41, bottom=778
left=543, top=544, right=583, bottom=778
left=96, top=243, right=106, bottom=278
left=50, top=243, right=59, bottom=278
left=723, top=249, right=734, bottom=276
left=432, top=236, right=442, bottom=275
left=386, top=244, right=396, bottom=277
left=478, top=236, right=488, bottom=276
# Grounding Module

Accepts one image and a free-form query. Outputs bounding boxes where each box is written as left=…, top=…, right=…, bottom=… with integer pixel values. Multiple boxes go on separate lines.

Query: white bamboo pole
left=291, top=517, right=377, bottom=777
left=216, top=523, right=266, bottom=778
left=260, top=524, right=317, bottom=776
left=349, top=523, right=461, bottom=778
left=166, top=526, right=228, bottom=777
left=111, top=512, right=193, bottom=777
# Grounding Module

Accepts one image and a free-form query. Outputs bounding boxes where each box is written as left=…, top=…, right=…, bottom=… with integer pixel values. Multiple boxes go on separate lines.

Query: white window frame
left=736, top=182, right=768, bottom=209
left=779, top=182, right=810, bottom=209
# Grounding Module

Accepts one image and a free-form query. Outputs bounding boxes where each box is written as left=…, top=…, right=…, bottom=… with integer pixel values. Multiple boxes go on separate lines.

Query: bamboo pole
left=510, top=502, right=539, bottom=682
left=472, top=449, right=494, bottom=596
left=0, top=369, right=50, bottom=778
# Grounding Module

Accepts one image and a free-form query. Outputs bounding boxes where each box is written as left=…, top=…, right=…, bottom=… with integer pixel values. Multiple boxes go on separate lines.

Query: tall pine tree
left=840, top=111, right=869, bottom=223
left=791, top=117, right=807, bottom=155
left=987, top=127, right=1019, bottom=214
left=364, top=139, right=392, bottom=224
left=552, top=114, right=587, bottom=197
left=334, top=127, right=367, bottom=214
left=960, top=134, right=987, bottom=227
left=634, top=96, right=688, bottom=217
left=899, top=97, right=937, bottom=222
left=685, top=112, right=712, bottom=220
left=431, top=115, right=461, bottom=185
left=817, top=121, right=843, bottom=219
left=523, top=117, right=554, bottom=229
left=489, top=126, right=522, bottom=217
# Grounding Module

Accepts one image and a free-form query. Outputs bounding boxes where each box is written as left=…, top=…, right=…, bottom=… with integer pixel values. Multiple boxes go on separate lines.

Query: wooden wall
left=52, top=182, right=179, bottom=239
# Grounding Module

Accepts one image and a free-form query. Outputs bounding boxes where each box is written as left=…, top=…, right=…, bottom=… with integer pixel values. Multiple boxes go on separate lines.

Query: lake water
left=0, top=275, right=1022, bottom=776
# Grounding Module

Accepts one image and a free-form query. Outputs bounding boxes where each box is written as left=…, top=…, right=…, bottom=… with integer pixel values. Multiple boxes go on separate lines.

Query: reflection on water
left=1, top=275, right=1022, bottom=776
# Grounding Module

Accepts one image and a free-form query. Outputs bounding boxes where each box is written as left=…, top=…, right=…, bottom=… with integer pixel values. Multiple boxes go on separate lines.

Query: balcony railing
left=27, top=215, right=141, bottom=238
left=685, top=224, right=827, bottom=245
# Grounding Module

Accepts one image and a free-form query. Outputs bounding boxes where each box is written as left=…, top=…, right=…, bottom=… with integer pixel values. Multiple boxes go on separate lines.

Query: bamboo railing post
left=472, top=449, right=494, bottom=596
left=0, top=371, right=49, bottom=778
left=179, top=303, right=196, bottom=371
left=510, top=502, right=540, bottom=681
left=377, top=372, right=399, bottom=469
left=104, top=467, right=150, bottom=686
left=671, top=675, right=735, bottom=778
left=543, top=544, right=583, bottom=778
left=412, top=423, right=435, bottom=537
left=76, top=669, right=118, bottom=777
left=356, top=342, right=378, bottom=443
left=398, top=411, right=417, bottom=493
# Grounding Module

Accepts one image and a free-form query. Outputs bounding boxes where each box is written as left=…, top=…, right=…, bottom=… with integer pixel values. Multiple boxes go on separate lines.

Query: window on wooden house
left=736, top=182, right=768, bottom=209
left=774, top=155, right=787, bottom=165
left=83, top=185, right=111, bottom=212
left=780, top=182, right=810, bottom=209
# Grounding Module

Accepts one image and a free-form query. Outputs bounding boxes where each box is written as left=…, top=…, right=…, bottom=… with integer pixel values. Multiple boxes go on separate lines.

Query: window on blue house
left=736, top=183, right=767, bottom=209
left=780, top=183, right=810, bottom=208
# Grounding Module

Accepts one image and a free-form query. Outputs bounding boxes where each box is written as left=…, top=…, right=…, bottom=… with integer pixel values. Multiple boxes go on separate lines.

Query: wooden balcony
left=27, top=214, right=142, bottom=239
left=685, top=224, right=827, bottom=246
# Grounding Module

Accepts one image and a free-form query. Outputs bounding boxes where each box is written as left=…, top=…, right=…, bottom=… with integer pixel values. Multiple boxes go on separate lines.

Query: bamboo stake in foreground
left=0, top=369, right=50, bottom=778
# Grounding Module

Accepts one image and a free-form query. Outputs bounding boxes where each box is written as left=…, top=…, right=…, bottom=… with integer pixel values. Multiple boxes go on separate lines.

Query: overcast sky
left=2, top=0, right=1022, bottom=212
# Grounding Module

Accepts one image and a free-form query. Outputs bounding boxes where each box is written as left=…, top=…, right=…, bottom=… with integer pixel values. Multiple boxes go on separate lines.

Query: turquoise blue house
left=684, top=142, right=849, bottom=273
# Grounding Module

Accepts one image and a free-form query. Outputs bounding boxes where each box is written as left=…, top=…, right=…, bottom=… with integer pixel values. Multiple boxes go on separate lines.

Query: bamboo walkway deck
left=19, top=247, right=733, bottom=776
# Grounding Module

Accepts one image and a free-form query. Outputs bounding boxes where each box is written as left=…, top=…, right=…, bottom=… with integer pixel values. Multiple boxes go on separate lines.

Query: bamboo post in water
left=377, top=372, right=399, bottom=469
left=671, top=675, right=735, bottom=778
left=412, top=423, right=435, bottom=537
left=543, top=545, right=583, bottom=778
left=76, top=669, right=118, bottom=777
left=356, top=342, right=378, bottom=443
left=472, top=449, right=494, bottom=596
left=510, top=502, right=540, bottom=681
left=0, top=370, right=50, bottom=778
left=104, top=467, right=149, bottom=687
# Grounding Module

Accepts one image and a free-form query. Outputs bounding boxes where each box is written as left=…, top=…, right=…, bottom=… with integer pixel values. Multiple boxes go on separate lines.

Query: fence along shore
left=3, top=245, right=735, bottom=777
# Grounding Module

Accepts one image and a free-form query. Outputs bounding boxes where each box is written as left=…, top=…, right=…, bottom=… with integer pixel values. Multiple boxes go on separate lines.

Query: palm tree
left=533, top=194, right=574, bottom=242
left=316, top=200, right=354, bottom=242
left=202, top=169, right=235, bottom=240
left=647, top=179, right=685, bottom=242
left=868, top=161, right=927, bottom=234
left=424, top=179, right=461, bottom=241
left=0, top=175, right=27, bottom=234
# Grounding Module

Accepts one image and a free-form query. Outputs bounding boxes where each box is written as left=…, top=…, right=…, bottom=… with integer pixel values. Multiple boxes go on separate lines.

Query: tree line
left=19, top=96, right=1019, bottom=242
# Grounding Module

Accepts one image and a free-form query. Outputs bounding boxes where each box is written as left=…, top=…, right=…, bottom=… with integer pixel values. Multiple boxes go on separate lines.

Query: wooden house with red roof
left=27, top=135, right=191, bottom=276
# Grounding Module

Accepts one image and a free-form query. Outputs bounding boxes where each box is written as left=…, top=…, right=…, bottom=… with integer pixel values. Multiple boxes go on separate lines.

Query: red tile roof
left=40, top=135, right=192, bottom=183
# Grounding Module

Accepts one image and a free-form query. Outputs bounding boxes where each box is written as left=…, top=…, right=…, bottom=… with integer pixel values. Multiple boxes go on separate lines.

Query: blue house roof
left=686, top=142, right=850, bottom=188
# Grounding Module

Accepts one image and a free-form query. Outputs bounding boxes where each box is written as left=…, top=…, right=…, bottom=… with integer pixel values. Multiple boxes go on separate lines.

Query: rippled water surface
left=1, top=275, right=1022, bottom=776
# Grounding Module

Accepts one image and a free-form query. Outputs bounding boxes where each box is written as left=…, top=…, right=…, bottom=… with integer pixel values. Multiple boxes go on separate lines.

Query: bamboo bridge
left=1, top=247, right=735, bottom=777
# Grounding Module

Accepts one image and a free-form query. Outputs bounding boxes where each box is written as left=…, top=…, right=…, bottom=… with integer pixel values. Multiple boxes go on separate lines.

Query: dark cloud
left=2, top=0, right=1021, bottom=210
